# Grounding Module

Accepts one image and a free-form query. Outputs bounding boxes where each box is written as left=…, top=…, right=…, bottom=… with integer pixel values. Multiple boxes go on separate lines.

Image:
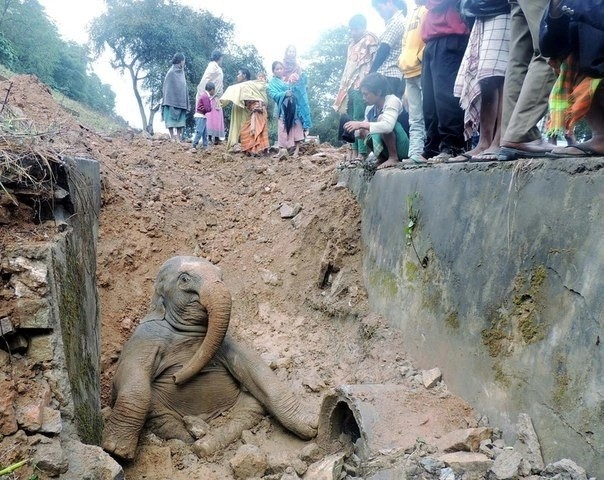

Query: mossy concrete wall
left=342, top=158, right=604, bottom=477
left=50, top=157, right=103, bottom=444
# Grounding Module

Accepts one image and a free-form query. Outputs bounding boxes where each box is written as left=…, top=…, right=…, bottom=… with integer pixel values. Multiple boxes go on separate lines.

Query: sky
left=37, top=0, right=388, bottom=130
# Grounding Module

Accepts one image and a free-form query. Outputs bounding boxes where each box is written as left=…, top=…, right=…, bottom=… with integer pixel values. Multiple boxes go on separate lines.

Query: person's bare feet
left=377, top=158, right=401, bottom=169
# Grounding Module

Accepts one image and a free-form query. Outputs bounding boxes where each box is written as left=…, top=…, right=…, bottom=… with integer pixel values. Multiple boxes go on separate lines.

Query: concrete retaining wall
left=342, top=158, right=604, bottom=478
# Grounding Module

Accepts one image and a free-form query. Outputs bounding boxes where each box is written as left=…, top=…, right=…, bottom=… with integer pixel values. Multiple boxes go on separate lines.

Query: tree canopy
left=90, top=0, right=265, bottom=133
left=0, top=0, right=116, bottom=115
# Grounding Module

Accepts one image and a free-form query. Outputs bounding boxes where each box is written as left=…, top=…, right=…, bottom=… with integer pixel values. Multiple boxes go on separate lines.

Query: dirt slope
left=1, top=75, right=475, bottom=479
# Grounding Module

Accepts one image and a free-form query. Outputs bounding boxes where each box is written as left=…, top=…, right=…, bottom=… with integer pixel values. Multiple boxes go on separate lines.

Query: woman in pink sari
left=196, top=49, right=226, bottom=144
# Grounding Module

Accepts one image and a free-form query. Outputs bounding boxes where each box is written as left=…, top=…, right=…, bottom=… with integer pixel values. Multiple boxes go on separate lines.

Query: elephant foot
left=281, top=410, right=319, bottom=440
left=147, top=414, right=195, bottom=443
left=103, top=411, right=143, bottom=461
left=192, top=393, right=265, bottom=458
left=102, top=433, right=138, bottom=461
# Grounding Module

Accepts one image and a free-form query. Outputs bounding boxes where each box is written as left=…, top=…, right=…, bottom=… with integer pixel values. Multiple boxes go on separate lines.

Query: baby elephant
left=102, top=256, right=317, bottom=460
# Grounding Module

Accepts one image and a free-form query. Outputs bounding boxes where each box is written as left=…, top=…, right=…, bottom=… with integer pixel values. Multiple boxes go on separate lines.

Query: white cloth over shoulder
left=196, top=61, right=224, bottom=101
left=366, top=94, right=402, bottom=135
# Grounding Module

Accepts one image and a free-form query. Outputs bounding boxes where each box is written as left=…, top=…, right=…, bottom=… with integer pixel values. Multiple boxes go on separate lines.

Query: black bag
left=459, top=0, right=510, bottom=18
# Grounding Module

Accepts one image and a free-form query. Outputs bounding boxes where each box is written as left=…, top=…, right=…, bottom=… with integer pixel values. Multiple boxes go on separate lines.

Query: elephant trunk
left=173, top=280, right=232, bottom=385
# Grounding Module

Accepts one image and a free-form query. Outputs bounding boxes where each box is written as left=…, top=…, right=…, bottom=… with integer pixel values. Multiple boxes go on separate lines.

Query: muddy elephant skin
left=102, top=256, right=317, bottom=460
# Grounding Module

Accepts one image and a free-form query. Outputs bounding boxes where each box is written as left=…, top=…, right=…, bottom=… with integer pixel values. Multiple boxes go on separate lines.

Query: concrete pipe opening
left=329, top=401, right=362, bottom=443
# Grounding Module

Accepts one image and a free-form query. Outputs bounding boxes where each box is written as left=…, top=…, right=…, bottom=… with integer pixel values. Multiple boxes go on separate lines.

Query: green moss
left=421, top=289, right=441, bottom=313
left=493, top=363, right=511, bottom=389
left=445, top=311, right=459, bottom=330
left=552, top=373, right=571, bottom=409
left=482, top=325, right=508, bottom=357
left=531, top=265, right=547, bottom=288
left=368, top=269, right=399, bottom=298
left=405, top=261, right=418, bottom=282
left=510, top=266, right=549, bottom=345
left=57, top=239, right=103, bottom=445
left=74, top=403, right=104, bottom=445
left=518, top=315, right=545, bottom=343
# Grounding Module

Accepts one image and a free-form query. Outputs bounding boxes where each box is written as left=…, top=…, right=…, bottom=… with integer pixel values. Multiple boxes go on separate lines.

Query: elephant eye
left=179, top=273, right=191, bottom=284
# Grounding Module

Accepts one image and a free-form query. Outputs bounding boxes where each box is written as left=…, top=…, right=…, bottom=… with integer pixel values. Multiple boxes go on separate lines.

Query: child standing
left=192, top=81, right=215, bottom=149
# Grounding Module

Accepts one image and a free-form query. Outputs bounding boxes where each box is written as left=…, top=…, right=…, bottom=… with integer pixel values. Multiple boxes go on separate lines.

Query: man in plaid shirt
left=371, top=0, right=408, bottom=98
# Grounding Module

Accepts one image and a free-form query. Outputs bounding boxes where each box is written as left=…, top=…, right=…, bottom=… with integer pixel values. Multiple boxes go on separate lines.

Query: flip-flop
left=550, top=144, right=604, bottom=158
left=445, top=152, right=473, bottom=163
left=472, top=151, right=499, bottom=162
left=497, top=147, right=552, bottom=161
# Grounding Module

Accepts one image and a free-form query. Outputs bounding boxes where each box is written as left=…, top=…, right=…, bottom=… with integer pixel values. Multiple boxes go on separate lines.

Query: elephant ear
left=142, top=291, right=165, bottom=322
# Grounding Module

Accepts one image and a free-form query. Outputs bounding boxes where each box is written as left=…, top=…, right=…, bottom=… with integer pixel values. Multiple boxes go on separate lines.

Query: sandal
left=445, top=152, right=472, bottom=163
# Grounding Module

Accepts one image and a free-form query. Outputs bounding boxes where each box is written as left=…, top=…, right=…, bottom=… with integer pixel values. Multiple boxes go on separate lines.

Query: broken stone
left=303, top=452, right=345, bottom=480
left=0, top=316, right=15, bottom=335
left=39, top=407, right=62, bottom=434
left=514, top=413, right=544, bottom=473
left=16, top=402, right=43, bottom=432
left=437, top=427, right=493, bottom=453
left=60, top=441, right=123, bottom=480
left=291, top=212, right=304, bottom=229
left=299, top=442, right=322, bottom=464
left=0, top=376, right=18, bottom=435
left=280, top=203, right=302, bottom=219
left=422, top=367, right=442, bottom=388
left=8, top=256, right=48, bottom=291
left=28, top=333, right=56, bottom=364
left=266, top=450, right=300, bottom=475
left=229, top=444, right=268, bottom=479
left=12, top=298, right=52, bottom=329
left=32, top=437, right=68, bottom=477
left=421, top=457, right=446, bottom=474
left=543, top=459, right=588, bottom=480
left=490, top=449, right=523, bottom=480
left=439, top=452, right=493, bottom=476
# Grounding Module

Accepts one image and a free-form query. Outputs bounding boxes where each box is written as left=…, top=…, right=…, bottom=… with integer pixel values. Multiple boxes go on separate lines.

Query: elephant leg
left=223, top=340, right=318, bottom=440
left=103, top=341, right=159, bottom=460
left=146, top=412, right=195, bottom=443
left=192, top=392, right=265, bottom=458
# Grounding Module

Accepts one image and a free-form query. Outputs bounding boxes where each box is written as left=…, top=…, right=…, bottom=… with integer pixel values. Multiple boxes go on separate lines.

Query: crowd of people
left=161, top=0, right=604, bottom=166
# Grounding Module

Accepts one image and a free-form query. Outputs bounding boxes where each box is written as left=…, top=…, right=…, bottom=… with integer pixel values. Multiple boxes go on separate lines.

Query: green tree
left=0, top=0, right=115, bottom=115
left=1, top=0, right=62, bottom=86
left=90, top=0, right=235, bottom=132
left=304, top=26, right=348, bottom=145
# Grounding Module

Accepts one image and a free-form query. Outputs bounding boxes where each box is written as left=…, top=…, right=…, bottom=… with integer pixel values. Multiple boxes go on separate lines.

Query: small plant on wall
left=405, top=193, right=427, bottom=268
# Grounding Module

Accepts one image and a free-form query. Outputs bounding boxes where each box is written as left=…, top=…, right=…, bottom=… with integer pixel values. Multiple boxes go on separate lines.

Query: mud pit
left=1, top=75, right=475, bottom=479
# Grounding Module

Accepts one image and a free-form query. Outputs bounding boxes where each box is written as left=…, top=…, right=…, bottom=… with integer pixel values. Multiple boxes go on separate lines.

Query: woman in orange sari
left=239, top=99, right=269, bottom=156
